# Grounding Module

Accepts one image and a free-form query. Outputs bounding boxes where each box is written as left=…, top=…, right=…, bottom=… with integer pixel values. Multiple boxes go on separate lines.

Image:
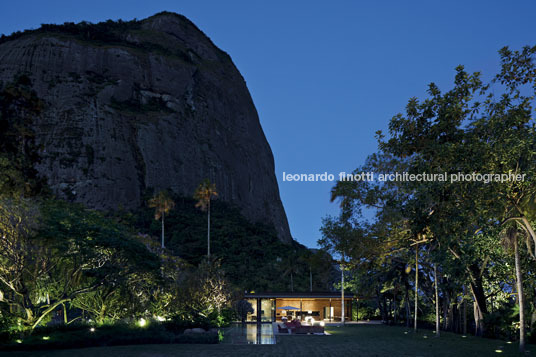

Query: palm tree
left=194, top=179, right=218, bottom=259
left=281, top=251, right=299, bottom=292
left=148, top=190, right=175, bottom=249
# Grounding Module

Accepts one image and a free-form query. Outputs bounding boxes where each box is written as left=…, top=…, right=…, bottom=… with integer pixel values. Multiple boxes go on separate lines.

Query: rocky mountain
left=0, top=12, right=292, bottom=242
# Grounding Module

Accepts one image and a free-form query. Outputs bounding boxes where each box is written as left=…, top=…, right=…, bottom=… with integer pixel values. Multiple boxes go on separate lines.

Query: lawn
left=1, top=324, right=532, bottom=357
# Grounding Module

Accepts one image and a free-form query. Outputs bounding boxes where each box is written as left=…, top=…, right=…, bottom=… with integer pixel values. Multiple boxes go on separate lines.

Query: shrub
left=0, top=322, right=218, bottom=351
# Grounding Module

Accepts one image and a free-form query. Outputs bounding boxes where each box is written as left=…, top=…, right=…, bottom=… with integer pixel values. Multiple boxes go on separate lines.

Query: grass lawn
left=1, top=324, right=532, bottom=356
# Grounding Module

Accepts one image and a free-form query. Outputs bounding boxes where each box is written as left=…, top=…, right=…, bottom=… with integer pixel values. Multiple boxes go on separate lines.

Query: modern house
left=244, top=292, right=357, bottom=323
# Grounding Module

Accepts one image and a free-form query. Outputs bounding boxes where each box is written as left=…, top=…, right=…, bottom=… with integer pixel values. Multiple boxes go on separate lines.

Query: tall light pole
left=341, top=255, right=345, bottom=324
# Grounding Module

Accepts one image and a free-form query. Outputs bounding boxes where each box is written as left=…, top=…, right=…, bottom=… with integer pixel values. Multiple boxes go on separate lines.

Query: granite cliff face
left=0, top=12, right=292, bottom=242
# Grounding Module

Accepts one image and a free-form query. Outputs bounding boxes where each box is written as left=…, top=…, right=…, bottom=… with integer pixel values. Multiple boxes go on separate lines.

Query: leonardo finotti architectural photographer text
left=282, top=171, right=526, bottom=183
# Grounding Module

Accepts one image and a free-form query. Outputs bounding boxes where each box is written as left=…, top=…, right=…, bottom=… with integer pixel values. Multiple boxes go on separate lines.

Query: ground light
left=495, top=350, right=503, bottom=353
left=156, top=316, right=165, bottom=322
left=42, top=336, right=50, bottom=340
left=90, top=328, right=95, bottom=332
left=15, top=339, right=22, bottom=344
left=138, top=318, right=147, bottom=327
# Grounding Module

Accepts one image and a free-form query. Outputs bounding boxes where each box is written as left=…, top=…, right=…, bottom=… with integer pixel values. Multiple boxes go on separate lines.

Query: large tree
left=0, top=199, right=160, bottom=331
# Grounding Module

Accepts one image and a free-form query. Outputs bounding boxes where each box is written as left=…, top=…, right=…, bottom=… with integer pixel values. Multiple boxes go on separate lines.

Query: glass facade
left=246, top=298, right=275, bottom=322
left=246, top=299, right=257, bottom=322
left=245, top=296, right=352, bottom=322
left=261, top=298, right=275, bottom=322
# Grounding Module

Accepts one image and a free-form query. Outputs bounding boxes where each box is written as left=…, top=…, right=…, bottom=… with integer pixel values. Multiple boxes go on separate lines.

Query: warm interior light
left=320, top=321, right=325, bottom=327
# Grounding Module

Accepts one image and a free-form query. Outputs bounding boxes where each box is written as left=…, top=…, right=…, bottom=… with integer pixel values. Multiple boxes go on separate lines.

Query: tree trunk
left=520, top=216, right=536, bottom=257
left=376, top=289, right=383, bottom=321
left=98, top=303, right=107, bottom=325
left=531, top=299, right=536, bottom=334
left=393, top=293, right=398, bottom=324
left=207, top=201, right=211, bottom=259
left=63, top=303, right=67, bottom=324
left=310, top=266, right=313, bottom=292
left=452, top=303, right=459, bottom=333
left=472, top=300, right=485, bottom=337
left=447, top=248, right=488, bottom=336
left=161, top=213, right=165, bottom=248
left=446, top=297, right=454, bottom=331
left=384, top=296, right=389, bottom=323
left=442, top=294, right=449, bottom=330
left=405, top=289, right=411, bottom=328
left=514, top=235, right=526, bottom=353
left=31, top=299, right=71, bottom=330
left=434, top=264, right=440, bottom=337
left=414, top=243, right=419, bottom=332
left=469, top=277, right=488, bottom=337
left=463, top=285, right=467, bottom=335
left=341, top=261, right=345, bottom=324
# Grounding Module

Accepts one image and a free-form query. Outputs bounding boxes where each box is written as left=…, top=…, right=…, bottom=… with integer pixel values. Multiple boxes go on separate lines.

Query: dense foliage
left=127, top=191, right=334, bottom=292
left=320, top=45, right=536, bottom=352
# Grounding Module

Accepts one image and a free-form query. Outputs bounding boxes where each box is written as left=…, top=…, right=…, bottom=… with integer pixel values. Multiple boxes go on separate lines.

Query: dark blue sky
left=1, top=1, right=535, bottom=248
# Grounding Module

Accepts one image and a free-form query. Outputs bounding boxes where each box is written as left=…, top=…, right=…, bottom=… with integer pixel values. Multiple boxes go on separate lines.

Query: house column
left=257, top=298, right=261, bottom=323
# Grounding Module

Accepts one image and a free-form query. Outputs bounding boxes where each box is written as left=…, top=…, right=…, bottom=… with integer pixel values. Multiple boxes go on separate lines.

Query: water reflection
left=221, top=323, right=276, bottom=345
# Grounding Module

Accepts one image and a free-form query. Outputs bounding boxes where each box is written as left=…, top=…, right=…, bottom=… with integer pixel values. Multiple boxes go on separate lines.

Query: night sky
left=1, top=0, right=535, bottom=248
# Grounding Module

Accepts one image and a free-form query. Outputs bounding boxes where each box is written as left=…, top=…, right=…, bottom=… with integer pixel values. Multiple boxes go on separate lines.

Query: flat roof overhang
left=244, top=292, right=357, bottom=299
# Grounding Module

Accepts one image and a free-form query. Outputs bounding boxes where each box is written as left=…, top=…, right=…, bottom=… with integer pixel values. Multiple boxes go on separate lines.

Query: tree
left=194, top=180, right=218, bottom=259
left=0, top=199, right=160, bottom=331
left=148, top=190, right=175, bottom=249
left=320, top=216, right=364, bottom=323
left=172, top=260, right=231, bottom=323
left=234, top=299, right=254, bottom=324
left=321, top=45, right=536, bottom=343
left=0, top=197, right=41, bottom=329
left=280, top=249, right=301, bottom=292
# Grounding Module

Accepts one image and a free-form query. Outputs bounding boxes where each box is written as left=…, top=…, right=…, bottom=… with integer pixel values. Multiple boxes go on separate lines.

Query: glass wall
left=246, top=299, right=257, bottom=322
left=261, top=299, right=275, bottom=322
left=245, top=299, right=275, bottom=322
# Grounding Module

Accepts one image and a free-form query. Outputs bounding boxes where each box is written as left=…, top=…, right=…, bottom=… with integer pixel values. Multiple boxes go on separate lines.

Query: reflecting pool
left=220, top=323, right=276, bottom=345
